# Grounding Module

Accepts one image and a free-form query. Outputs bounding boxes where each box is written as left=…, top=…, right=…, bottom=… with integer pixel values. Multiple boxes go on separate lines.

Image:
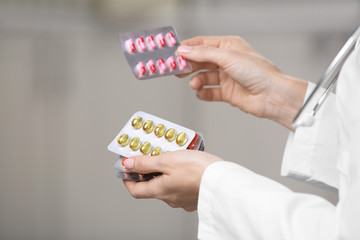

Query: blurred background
left=0, top=0, right=359, bottom=239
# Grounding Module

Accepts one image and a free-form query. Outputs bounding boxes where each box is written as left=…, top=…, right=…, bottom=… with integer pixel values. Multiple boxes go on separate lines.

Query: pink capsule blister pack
left=119, top=26, right=192, bottom=80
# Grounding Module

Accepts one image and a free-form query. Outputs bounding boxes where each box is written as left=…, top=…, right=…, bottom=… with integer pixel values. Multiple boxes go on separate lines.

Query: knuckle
left=130, top=189, right=141, bottom=199
left=138, top=159, right=147, bottom=171
left=165, top=195, right=179, bottom=208
left=152, top=188, right=162, bottom=200
left=194, top=36, right=205, bottom=44
left=196, top=90, right=205, bottom=100
left=225, top=35, right=244, bottom=44
left=129, top=185, right=147, bottom=199
left=152, top=180, right=166, bottom=200
left=198, top=45, right=210, bottom=56
left=232, top=36, right=244, bottom=42
left=198, top=72, right=207, bottom=81
left=134, top=157, right=148, bottom=172
left=156, top=154, right=169, bottom=170
left=222, top=36, right=247, bottom=50
left=167, top=201, right=179, bottom=209
left=184, top=207, right=195, bottom=212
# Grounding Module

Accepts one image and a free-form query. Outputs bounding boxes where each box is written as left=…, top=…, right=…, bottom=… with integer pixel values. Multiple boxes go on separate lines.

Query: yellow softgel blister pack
left=108, top=111, right=196, bottom=158
left=107, top=111, right=205, bottom=181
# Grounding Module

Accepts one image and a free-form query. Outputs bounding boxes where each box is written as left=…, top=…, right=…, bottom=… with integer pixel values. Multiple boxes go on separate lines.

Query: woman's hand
left=122, top=36, right=308, bottom=211
left=123, top=150, right=222, bottom=212
left=176, top=36, right=308, bottom=130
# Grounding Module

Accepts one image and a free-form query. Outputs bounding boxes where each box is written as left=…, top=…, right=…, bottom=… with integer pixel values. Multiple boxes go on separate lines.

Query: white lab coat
left=197, top=37, right=360, bottom=240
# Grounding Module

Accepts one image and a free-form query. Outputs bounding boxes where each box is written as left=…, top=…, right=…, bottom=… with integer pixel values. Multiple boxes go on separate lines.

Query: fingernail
left=124, top=158, right=134, bottom=169
left=177, top=45, right=192, bottom=54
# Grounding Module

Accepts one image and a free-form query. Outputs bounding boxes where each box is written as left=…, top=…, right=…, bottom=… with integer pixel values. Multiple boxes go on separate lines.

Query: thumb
left=124, top=155, right=166, bottom=174
left=176, top=44, right=224, bottom=65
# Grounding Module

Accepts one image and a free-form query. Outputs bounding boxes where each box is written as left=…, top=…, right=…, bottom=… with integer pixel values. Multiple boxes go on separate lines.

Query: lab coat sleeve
left=281, top=83, right=339, bottom=190
left=334, top=36, right=360, bottom=239
left=198, top=161, right=336, bottom=240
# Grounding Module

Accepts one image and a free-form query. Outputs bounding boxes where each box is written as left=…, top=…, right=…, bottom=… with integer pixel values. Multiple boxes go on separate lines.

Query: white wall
left=0, top=0, right=359, bottom=239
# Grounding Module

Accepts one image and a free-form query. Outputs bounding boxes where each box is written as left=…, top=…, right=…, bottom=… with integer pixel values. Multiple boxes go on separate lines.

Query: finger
left=123, top=180, right=157, bottom=199
left=175, top=60, right=218, bottom=78
left=124, top=154, right=168, bottom=174
left=190, top=71, right=220, bottom=90
left=182, top=36, right=255, bottom=52
left=181, top=36, right=222, bottom=48
left=196, top=87, right=222, bottom=102
left=176, top=36, right=224, bottom=78
left=176, top=45, right=226, bottom=67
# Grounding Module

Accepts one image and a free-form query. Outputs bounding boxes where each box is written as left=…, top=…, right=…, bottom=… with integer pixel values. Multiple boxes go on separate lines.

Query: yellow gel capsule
left=143, top=120, right=154, bottom=133
left=129, top=137, right=140, bottom=151
left=117, top=134, right=129, bottom=146
left=154, top=124, right=165, bottom=137
left=151, top=147, right=162, bottom=156
left=131, top=116, right=142, bottom=129
left=165, top=128, right=176, bottom=142
left=176, top=132, right=188, bottom=146
left=140, top=142, right=152, bottom=155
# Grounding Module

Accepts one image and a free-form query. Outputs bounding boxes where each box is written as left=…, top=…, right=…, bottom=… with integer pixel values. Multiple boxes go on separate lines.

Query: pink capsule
left=146, top=35, right=156, bottom=50
left=125, top=39, right=136, bottom=53
left=146, top=60, right=156, bottom=74
left=167, top=56, right=177, bottom=71
left=166, top=32, right=177, bottom=46
left=136, top=61, right=146, bottom=77
left=157, top=58, right=167, bottom=73
left=156, top=33, right=166, bottom=48
left=177, top=55, right=187, bottom=69
left=138, top=173, right=145, bottom=181
left=136, top=36, right=146, bottom=52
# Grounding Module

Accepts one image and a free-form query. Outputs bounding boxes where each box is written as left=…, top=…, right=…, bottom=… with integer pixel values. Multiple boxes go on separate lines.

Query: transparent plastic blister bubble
left=118, top=26, right=192, bottom=80
left=107, top=111, right=205, bottom=182
left=114, top=132, right=205, bottom=182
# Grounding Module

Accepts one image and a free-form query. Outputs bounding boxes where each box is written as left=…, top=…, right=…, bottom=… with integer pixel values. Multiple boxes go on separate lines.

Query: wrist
left=264, top=73, right=308, bottom=130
